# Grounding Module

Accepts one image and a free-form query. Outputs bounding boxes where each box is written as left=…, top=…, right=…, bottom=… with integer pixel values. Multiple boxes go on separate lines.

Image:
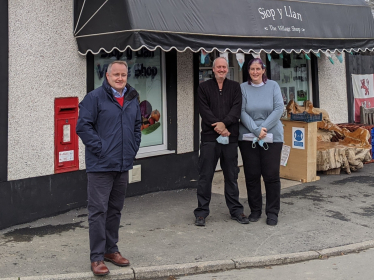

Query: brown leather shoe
left=91, top=260, right=109, bottom=276
left=104, top=252, right=130, bottom=267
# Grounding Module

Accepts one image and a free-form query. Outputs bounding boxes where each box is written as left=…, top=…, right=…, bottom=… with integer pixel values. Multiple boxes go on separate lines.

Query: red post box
left=54, top=97, right=79, bottom=173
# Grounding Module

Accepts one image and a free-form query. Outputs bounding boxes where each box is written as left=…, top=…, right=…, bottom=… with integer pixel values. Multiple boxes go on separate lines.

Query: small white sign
left=63, top=124, right=71, bottom=143
left=292, top=127, right=305, bottom=149
left=59, top=150, right=74, bottom=163
left=280, top=145, right=291, bottom=166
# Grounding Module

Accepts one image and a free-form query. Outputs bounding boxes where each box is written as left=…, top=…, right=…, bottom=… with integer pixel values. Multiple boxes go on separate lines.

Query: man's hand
left=259, top=127, right=267, bottom=139
left=221, top=129, right=231, bottom=137
left=212, top=122, right=226, bottom=134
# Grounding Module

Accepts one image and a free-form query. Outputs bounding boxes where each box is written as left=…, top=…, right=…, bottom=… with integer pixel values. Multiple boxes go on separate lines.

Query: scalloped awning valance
left=74, top=0, right=374, bottom=55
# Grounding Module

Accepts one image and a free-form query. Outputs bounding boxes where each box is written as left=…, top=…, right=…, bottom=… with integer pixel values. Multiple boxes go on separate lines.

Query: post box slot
left=59, top=107, right=76, bottom=113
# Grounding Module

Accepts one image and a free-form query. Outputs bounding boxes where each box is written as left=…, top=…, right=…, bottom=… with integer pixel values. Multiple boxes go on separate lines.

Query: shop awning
left=74, top=0, right=374, bottom=55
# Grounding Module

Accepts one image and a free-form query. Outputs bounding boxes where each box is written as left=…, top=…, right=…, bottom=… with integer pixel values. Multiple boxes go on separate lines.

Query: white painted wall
left=177, top=51, right=195, bottom=154
left=8, top=0, right=86, bottom=180
left=317, top=53, right=348, bottom=124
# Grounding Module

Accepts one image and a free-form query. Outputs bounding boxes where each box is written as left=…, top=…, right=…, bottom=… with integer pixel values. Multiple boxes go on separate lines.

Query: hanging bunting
left=302, top=51, right=311, bottom=60
left=236, top=53, right=245, bottom=70
left=201, top=50, right=208, bottom=64
left=267, top=53, right=272, bottom=62
left=325, top=51, right=334, bottom=64
left=219, top=51, right=229, bottom=65
left=252, top=52, right=261, bottom=59
left=313, top=51, right=321, bottom=58
left=335, top=51, right=344, bottom=63
left=279, top=53, right=284, bottom=59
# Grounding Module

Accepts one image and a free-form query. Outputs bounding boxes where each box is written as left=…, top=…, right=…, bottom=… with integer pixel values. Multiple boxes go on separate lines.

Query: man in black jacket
left=194, top=57, right=249, bottom=226
left=76, top=61, right=142, bottom=276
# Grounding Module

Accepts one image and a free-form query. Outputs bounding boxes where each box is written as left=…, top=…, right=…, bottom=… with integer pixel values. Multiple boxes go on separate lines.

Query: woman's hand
left=259, top=127, right=267, bottom=139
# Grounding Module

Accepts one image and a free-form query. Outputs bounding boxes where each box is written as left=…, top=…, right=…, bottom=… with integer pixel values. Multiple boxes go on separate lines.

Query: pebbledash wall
left=1, top=0, right=348, bottom=229
left=8, top=0, right=86, bottom=180
left=317, top=53, right=348, bottom=124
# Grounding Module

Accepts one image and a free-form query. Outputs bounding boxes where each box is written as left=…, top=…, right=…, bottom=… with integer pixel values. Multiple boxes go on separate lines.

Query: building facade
left=0, top=0, right=372, bottom=229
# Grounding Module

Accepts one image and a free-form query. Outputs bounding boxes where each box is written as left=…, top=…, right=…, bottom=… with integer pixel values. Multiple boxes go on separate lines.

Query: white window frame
left=136, top=52, right=174, bottom=158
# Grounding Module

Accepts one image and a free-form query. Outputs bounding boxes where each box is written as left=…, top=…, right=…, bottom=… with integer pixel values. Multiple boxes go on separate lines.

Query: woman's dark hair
left=247, top=58, right=268, bottom=85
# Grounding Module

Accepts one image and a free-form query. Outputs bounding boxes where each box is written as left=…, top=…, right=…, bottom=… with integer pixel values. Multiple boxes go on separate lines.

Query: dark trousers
left=194, top=142, right=244, bottom=218
left=238, top=141, right=283, bottom=219
left=87, top=171, right=128, bottom=262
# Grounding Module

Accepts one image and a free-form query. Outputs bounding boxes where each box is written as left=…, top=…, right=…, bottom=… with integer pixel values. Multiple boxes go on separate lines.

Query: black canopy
left=74, top=0, right=374, bottom=55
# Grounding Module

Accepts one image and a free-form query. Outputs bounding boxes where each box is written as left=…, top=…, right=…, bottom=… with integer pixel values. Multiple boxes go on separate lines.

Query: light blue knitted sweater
left=239, top=80, right=284, bottom=142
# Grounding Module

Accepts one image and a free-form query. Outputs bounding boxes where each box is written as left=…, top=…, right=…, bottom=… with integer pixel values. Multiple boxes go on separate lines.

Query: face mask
left=252, top=137, right=269, bottom=150
left=216, top=135, right=229, bottom=145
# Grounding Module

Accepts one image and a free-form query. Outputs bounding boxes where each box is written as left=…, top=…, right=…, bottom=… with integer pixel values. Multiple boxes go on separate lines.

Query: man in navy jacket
left=76, top=61, right=141, bottom=276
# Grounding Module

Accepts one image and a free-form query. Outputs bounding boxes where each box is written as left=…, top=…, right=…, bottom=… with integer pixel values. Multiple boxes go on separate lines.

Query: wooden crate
left=280, top=119, right=319, bottom=183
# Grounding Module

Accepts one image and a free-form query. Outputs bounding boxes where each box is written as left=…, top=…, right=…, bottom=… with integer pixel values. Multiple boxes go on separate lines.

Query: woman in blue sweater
left=238, top=58, right=284, bottom=226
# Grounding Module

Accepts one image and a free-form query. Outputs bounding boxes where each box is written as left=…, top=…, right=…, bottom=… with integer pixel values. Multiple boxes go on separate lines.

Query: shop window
left=199, top=51, right=243, bottom=84
left=269, top=52, right=312, bottom=106
left=93, top=49, right=167, bottom=154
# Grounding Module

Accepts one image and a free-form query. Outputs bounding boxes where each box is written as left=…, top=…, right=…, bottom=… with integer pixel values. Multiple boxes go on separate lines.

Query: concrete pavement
left=1, top=164, right=374, bottom=279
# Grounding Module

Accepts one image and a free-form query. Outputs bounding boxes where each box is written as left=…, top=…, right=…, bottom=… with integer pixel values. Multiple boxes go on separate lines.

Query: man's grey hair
left=107, top=60, right=128, bottom=74
left=212, top=56, right=228, bottom=68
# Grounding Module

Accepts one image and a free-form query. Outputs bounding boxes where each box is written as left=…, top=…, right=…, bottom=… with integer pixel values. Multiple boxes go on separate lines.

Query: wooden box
left=280, top=119, right=319, bottom=183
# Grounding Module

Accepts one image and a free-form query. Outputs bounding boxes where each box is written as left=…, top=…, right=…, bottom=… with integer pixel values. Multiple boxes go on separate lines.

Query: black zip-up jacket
left=198, top=78, right=242, bottom=143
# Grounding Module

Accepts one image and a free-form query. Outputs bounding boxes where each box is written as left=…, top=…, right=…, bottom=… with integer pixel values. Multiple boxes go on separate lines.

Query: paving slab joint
left=316, top=239, right=374, bottom=258
left=232, top=251, right=320, bottom=269
left=132, top=260, right=235, bottom=279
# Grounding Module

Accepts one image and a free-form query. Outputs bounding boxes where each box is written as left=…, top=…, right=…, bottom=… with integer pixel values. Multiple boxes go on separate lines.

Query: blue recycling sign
left=292, top=127, right=305, bottom=149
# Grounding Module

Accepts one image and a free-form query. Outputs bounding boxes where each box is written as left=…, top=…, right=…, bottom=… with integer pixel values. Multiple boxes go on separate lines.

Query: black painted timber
left=0, top=0, right=8, bottom=182
left=311, top=54, right=320, bottom=108
left=165, top=50, right=178, bottom=151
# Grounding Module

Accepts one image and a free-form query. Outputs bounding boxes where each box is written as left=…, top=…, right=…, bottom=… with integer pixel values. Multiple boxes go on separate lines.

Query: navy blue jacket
left=76, top=78, right=142, bottom=172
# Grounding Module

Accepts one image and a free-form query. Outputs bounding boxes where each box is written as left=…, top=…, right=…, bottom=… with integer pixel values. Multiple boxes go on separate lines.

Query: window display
left=199, top=51, right=241, bottom=84
left=94, top=49, right=165, bottom=150
left=270, top=53, right=310, bottom=105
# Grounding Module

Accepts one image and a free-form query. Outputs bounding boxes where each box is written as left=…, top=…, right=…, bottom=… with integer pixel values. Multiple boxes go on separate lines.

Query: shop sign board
left=292, top=127, right=305, bottom=149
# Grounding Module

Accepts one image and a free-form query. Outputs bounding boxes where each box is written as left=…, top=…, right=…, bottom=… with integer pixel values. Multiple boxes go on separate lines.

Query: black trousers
left=87, top=171, right=128, bottom=262
left=194, top=142, right=244, bottom=218
left=238, top=141, right=283, bottom=219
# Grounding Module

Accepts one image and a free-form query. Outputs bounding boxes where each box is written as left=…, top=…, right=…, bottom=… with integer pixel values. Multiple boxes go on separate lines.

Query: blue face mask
left=252, top=137, right=269, bottom=150
left=216, top=135, right=229, bottom=145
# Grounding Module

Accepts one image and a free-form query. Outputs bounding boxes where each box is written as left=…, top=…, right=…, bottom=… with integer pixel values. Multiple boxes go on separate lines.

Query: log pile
left=286, top=100, right=372, bottom=174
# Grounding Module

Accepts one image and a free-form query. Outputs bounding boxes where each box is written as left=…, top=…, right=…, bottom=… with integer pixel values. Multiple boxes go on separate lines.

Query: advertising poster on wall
left=352, top=74, right=374, bottom=123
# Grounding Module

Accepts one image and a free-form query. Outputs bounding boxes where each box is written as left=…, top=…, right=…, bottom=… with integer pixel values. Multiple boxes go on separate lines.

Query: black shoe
left=266, top=217, right=278, bottom=226
left=248, top=213, right=261, bottom=222
left=231, top=213, right=250, bottom=224
left=195, top=216, right=205, bottom=226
